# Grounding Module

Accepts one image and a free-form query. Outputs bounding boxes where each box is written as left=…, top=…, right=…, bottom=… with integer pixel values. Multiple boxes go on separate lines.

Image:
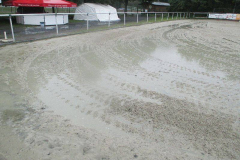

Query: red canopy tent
left=3, top=0, right=77, bottom=8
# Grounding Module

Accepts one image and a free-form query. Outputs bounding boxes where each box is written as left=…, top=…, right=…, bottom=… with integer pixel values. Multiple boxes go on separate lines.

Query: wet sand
left=0, top=20, right=240, bottom=160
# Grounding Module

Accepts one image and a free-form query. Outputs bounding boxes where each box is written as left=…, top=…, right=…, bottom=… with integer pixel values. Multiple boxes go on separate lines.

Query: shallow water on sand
left=0, top=20, right=240, bottom=160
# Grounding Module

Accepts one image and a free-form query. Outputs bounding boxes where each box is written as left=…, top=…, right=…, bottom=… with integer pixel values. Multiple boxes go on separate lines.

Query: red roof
left=4, top=0, right=77, bottom=7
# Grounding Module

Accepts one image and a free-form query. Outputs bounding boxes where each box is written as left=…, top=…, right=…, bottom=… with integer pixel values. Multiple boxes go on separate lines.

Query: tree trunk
left=52, top=7, right=55, bottom=13
left=124, top=0, right=128, bottom=12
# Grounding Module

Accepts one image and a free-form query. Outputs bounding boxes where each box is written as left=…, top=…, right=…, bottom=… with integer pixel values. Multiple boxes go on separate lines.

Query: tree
left=124, top=0, right=128, bottom=12
left=70, top=0, right=147, bottom=12
left=168, top=0, right=237, bottom=12
left=111, top=0, right=129, bottom=12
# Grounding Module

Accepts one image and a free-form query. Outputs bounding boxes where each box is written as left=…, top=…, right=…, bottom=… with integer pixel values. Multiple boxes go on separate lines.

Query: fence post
left=9, top=15, right=15, bottom=42
left=172, top=13, right=174, bottom=19
left=87, top=13, right=89, bottom=30
left=108, top=13, right=110, bottom=27
left=44, top=15, right=45, bottom=25
left=167, top=13, right=169, bottom=20
left=176, top=13, right=178, bottom=19
left=147, top=13, right=148, bottom=22
left=137, top=12, right=138, bottom=23
left=180, top=13, right=181, bottom=19
left=155, top=13, right=156, bottom=22
left=161, top=13, right=163, bottom=21
left=124, top=13, right=126, bottom=26
left=55, top=13, right=58, bottom=35
left=4, top=32, right=7, bottom=40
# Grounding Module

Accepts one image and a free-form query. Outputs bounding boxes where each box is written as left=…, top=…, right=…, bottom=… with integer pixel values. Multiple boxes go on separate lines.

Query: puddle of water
left=60, top=25, right=69, bottom=29
left=37, top=74, right=128, bottom=137
left=142, top=46, right=205, bottom=72
left=45, top=26, right=55, bottom=30
left=24, top=27, right=45, bottom=35
left=142, top=46, right=226, bottom=77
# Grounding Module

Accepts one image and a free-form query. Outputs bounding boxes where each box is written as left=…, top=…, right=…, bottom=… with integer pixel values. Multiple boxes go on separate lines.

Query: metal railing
left=4, top=11, right=239, bottom=45
left=0, top=12, right=190, bottom=43
left=1, top=10, right=239, bottom=45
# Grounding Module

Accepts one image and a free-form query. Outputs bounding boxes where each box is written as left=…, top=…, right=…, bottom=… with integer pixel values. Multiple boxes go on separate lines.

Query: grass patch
left=69, top=19, right=85, bottom=24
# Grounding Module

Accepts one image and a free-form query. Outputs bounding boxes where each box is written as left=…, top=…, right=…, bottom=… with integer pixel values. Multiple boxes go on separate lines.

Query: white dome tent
left=74, top=3, right=120, bottom=22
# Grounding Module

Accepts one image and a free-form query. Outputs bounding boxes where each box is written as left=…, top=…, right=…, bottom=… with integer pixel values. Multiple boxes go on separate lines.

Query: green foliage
left=169, top=0, right=239, bottom=12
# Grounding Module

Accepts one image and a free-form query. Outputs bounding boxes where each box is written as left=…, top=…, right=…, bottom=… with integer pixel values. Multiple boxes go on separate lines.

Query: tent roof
left=84, top=3, right=115, bottom=10
left=74, top=3, right=120, bottom=22
left=3, top=0, right=77, bottom=7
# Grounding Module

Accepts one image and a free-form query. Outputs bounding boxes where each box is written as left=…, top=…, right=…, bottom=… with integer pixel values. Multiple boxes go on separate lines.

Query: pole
left=172, top=13, right=174, bottom=19
left=176, top=13, right=178, bottom=19
left=180, top=13, right=181, bottom=19
left=137, top=13, right=138, bottom=23
left=87, top=13, right=89, bottom=30
left=4, top=31, right=7, bottom=40
left=9, top=15, right=15, bottom=42
left=124, top=13, right=126, bottom=26
left=161, top=13, right=163, bottom=21
left=147, top=13, right=148, bottom=22
left=55, top=13, right=58, bottom=35
left=108, top=13, right=110, bottom=27
left=167, top=13, right=169, bottom=20
left=155, top=13, right=156, bottom=22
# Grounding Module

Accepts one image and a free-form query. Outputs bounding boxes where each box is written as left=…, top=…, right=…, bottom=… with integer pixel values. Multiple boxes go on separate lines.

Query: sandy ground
left=0, top=19, right=240, bottom=160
